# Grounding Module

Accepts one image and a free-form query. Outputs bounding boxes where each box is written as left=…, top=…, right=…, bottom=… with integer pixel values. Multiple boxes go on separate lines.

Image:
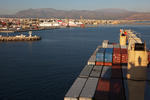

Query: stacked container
left=111, top=64, right=125, bottom=100
left=107, top=44, right=113, bottom=48
left=113, top=44, right=120, bottom=48
left=79, top=78, right=99, bottom=100
left=113, top=48, right=121, bottom=64
left=121, top=49, right=128, bottom=64
left=104, top=48, right=113, bottom=66
left=95, top=66, right=112, bottom=100
left=96, top=48, right=105, bottom=65
left=90, top=66, right=103, bottom=78
left=101, top=66, right=112, bottom=79
left=94, top=78, right=110, bottom=100
left=79, top=65, right=94, bottom=78
left=102, top=40, right=109, bottom=48
left=110, top=79, right=125, bottom=100
left=111, top=65, right=122, bottom=79
left=87, top=55, right=96, bottom=65
left=122, top=65, right=127, bottom=79
left=64, top=78, right=87, bottom=100
left=121, top=45, right=127, bottom=49
left=88, top=46, right=101, bottom=65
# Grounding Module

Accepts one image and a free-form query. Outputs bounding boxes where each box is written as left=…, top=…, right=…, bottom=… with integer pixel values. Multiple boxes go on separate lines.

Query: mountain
left=1, top=8, right=150, bottom=20
left=15, top=8, right=133, bottom=19
left=125, top=13, right=150, bottom=20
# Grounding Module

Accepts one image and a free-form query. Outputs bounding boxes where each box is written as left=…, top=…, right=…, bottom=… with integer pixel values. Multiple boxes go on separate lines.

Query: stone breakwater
left=0, top=36, right=41, bottom=41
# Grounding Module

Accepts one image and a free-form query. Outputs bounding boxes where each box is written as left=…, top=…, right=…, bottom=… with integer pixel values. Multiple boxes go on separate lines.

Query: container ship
left=64, top=29, right=150, bottom=100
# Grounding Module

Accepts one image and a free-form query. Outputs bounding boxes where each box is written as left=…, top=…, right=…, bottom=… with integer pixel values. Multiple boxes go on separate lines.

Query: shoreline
left=1, top=23, right=150, bottom=33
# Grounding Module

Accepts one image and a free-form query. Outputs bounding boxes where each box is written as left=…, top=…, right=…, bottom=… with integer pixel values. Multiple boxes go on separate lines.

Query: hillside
left=1, top=8, right=150, bottom=20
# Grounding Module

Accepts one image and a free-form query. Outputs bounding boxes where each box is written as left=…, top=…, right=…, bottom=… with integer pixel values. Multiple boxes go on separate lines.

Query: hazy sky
left=0, top=0, right=150, bottom=14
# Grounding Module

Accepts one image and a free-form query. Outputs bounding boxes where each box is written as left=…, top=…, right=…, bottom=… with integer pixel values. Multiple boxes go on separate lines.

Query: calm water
left=0, top=25, right=150, bottom=100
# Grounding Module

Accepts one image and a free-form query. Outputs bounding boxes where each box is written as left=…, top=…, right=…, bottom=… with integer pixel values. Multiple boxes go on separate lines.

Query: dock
left=0, top=36, right=41, bottom=41
left=64, top=29, right=150, bottom=100
left=0, top=31, right=41, bottom=41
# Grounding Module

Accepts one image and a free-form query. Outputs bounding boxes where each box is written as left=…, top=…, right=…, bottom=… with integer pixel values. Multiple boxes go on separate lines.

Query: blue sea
left=0, top=25, right=150, bottom=100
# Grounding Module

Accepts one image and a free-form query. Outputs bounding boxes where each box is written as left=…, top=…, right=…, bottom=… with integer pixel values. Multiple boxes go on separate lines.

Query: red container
left=96, top=62, right=104, bottom=66
left=113, top=54, right=121, bottom=64
left=94, top=78, right=110, bottom=100
left=110, top=79, right=125, bottom=100
left=121, top=49, right=127, bottom=54
left=121, top=54, right=128, bottom=63
left=112, top=65, right=121, bottom=69
left=111, top=67, right=122, bottom=79
left=113, top=48, right=121, bottom=64
left=113, top=48, right=121, bottom=53
left=121, top=49, right=128, bottom=63
left=104, top=62, right=112, bottom=66
left=112, top=43, right=118, bottom=45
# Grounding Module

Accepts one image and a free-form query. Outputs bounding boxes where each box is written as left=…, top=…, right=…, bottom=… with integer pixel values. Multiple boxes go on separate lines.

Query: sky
left=0, top=0, right=150, bottom=14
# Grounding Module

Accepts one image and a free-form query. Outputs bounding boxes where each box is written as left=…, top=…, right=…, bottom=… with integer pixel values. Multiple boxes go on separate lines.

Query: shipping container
left=64, top=78, right=87, bottom=100
left=107, top=44, right=114, bottom=48
left=94, top=78, right=110, bottom=100
left=96, top=53, right=104, bottom=62
left=113, top=44, right=120, bottom=48
left=101, top=66, right=112, bottom=79
left=122, top=65, right=127, bottom=79
left=121, top=45, right=127, bottom=49
left=90, top=66, right=103, bottom=78
left=114, top=48, right=120, bottom=51
left=88, top=61, right=95, bottom=66
left=105, top=48, right=113, bottom=63
left=88, top=47, right=102, bottom=65
left=121, top=48, right=127, bottom=53
left=102, top=40, right=109, bottom=48
left=121, top=49, right=128, bottom=63
left=113, top=48, right=121, bottom=64
left=110, top=79, right=125, bottom=100
left=98, top=48, right=105, bottom=52
left=121, top=54, right=128, bottom=63
left=113, top=48, right=121, bottom=53
left=105, top=52, right=113, bottom=63
left=79, top=65, right=94, bottom=78
left=113, top=54, right=121, bottom=64
left=111, top=43, right=118, bottom=45
left=96, top=48, right=105, bottom=62
left=105, top=48, right=113, bottom=53
left=88, top=55, right=96, bottom=65
left=79, top=78, right=99, bottom=100
left=104, top=62, right=112, bottom=66
left=111, top=65, right=122, bottom=79
left=112, top=65, right=120, bottom=69
left=95, top=62, right=104, bottom=66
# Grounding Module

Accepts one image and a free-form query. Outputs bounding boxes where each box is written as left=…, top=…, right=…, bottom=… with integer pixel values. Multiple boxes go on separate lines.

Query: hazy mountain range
left=1, top=8, right=150, bottom=20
